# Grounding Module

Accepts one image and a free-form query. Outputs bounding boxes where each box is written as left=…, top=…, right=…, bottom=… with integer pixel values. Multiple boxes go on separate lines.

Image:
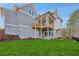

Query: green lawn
left=0, top=39, right=79, bottom=56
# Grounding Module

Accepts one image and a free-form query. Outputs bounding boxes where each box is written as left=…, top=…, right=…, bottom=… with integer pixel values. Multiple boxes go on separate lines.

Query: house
left=0, top=3, right=62, bottom=39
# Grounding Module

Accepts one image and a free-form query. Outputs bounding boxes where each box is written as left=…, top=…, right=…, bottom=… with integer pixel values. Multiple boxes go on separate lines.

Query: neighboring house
left=0, top=3, right=62, bottom=39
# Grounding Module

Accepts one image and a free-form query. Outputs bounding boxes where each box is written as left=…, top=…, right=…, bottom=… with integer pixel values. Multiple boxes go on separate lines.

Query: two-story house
left=0, top=3, right=62, bottom=39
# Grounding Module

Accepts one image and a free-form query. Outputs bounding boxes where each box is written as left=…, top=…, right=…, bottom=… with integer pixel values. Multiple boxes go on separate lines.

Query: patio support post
left=41, top=18, right=42, bottom=39
left=46, top=15, right=48, bottom=26
left=35, top=26, right=36, bottom=40
left=46, top=16, right=49, bottom=39
left=40, top=18, right=42, bottom=39
left=47, top=27, right=49, bottom=39
left=41, top=28, right=42, bottom=39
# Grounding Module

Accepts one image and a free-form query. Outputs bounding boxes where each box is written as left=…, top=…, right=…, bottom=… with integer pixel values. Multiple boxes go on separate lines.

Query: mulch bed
left=0, top=37, right=39, bottom=42
left=0, top=38, right=8, bottom=42
left=0, top=38, right=19, bottom=42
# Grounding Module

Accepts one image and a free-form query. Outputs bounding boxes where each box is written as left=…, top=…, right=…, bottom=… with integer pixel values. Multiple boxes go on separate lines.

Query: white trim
left=35, top=26, right=36, bottom=39
left=19, top=24, right=31, bottom=29
left=40, top=17, right=42, bottom=39
left=5, top=24, right=18, bottom=27
left=5, top=24, right=32, bottom=29
left=46, top=15, right=49, bottom=26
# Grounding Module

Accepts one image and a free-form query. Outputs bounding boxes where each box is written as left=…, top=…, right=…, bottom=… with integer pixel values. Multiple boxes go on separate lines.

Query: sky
left=0, top=3, right=79, bottom=28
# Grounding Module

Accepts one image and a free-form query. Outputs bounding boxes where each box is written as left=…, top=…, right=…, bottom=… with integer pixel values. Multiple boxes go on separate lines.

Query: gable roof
left=36, top=11, right=55, bottom=20
left=36, top=11, right=63, bottom=22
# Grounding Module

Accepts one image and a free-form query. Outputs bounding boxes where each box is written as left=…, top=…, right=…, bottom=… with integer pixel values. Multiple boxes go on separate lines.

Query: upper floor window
left=52, top=32, right=53, bottom=36
left=32, top=11, right=34, bottom=16
left=38, top=19, right=41, bottom=23
left=28, top=7, right=36, bottom=17
left=29, top=8, right=31, bottom=15
left=42, top=17, right=46, bottom=24
left=49, top=17, right=53, bottom=24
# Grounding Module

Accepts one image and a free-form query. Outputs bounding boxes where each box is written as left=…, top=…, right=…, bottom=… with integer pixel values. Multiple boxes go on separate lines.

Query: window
left=42, top=17, right=46, bottom=24
left=28, top=8, right=31, bottom=15
left=28, top=7, right=37, bottom=17
left=38, top=19, right=41, bottom=23
left=45, top=32, right=47, bottom=36
left=39, top=32, right=41, bottom=36
left=32, top=11, right=34, bottom=16
left=49, top=17, right=53, bottom=24
left=49, top=32, right=51, bottom=36
left=52, top=32, right=53, bottom=36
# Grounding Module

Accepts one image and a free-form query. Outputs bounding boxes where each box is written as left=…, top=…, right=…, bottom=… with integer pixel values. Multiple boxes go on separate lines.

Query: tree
left=67, top=9, right=79, bottom=38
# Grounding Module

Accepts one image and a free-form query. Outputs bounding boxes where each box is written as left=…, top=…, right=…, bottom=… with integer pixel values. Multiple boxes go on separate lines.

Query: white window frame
left=28, top=7, right=32, bottom=15
left=19, top=9, right=36, bottom=18
left=28, top=7, right=36, bottom=17
left=32, top=10, right=34, bottom=16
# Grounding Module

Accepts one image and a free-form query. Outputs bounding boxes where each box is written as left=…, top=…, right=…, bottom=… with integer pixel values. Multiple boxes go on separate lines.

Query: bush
left=72, top=37, right=79, bottom=42
left=0, top=38, right=8, bottom=41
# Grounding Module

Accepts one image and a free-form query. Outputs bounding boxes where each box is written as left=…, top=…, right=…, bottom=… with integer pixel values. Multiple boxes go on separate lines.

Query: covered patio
left=32, top=11, right=55, bottom=39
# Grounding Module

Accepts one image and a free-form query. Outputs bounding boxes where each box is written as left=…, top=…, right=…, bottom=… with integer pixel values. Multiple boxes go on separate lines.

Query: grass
left=0, top=39, right=79, bottom=56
